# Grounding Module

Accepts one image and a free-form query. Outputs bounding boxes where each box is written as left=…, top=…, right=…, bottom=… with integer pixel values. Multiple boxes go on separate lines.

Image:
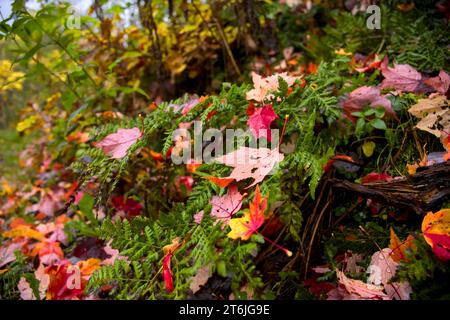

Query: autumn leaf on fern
left=227, top=185, right=267, bottom=241
left=214, top=147, right=284, bottom=188
left=228, top=185, right=292, bottom=256
left=93, top=127, right=143, bottom=159
left=210, top=185, right=244, bottom=225
left=247, top=104, right=278, bottom=141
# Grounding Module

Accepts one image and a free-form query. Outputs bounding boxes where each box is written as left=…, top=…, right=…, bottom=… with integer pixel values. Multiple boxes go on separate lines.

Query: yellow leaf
left=2, top=225, right=46, bottom=241
left=362, top=141, right=376, bottom=157
left=16, top=115, right=41, bottom=133
left=422, top=209, right=450, bottom=245
left=335, top=48, right=352, bottom=56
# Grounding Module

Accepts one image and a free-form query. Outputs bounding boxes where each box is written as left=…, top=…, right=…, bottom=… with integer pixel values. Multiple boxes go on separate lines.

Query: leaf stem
left=257, top=231, right=292, bottom=257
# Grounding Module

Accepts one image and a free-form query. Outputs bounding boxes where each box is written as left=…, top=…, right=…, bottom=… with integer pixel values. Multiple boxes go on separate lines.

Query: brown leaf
left=189, top=264, right=212, bottom=294
left=408, top=95, right=449, bottom=138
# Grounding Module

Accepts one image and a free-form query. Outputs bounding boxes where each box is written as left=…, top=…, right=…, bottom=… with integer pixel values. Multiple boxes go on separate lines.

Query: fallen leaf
left=189, top=264, right=212, bottom=294
left=323, top=155, right=359, bottom=172
left=327, top=269, right=389, bottom=300
left=367, top=248, right=412, bottom=300
left=18, top=264, right=49, bottom=300
left=210, top=185, right=244, bottom=225
left=352, top=53, right=382, bottom=73
left=31, top=241, right=64, bottom=265
left=45, top=263, right=84, bottom=300
left=204, top=176, right=234, bottom=188
left=423, top=70, right=450, bottom=95
left=408, top=95, right=449, bottom=139
left=421, top=209, right=450, bottom=261
left=228, top=185, right=266, bottom=240
left=304, top=277, right=335, bottom=297
left=2, top=225, right=46, bottom=241
left=112, top=195, right=143, bottom=218
left=342, top=86, right=394, bottom=122
left=214, top=147, right=284, bottom=188
left=380, top=57, right=422, bottom=92
left=361, top=172, right=392, bottom=184
left=101, top=240, right=128, bottom=266
left=389, top=228, right=416, bottom=263
left=362, top=141, right=376, bottom=157
left=193, top=210, right=204, bottom=224
left=247, top=104, right=278, bottom=141
left=93, top=127, right=142, bottom=159
left=0, top=240, right=28, bottom=267
left=246, top=72, right=300, bottom=102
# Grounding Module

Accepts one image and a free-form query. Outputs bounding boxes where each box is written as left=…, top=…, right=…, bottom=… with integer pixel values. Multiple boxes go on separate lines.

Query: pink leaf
left=380, top=57, right=422, bottom=92
left=342, top=86, right=394, bottom=122
left=368, top=248, right=412, bottom=300
left=423, top=70, right=450, bottom=95
left=214, top=147, right=284, bottom=188
left=194, top=210, right=204, bottom=224
left=246, top=72, right=300, bottom=102
left=424, top=233, right=450, bottom=261
left=18, top=264, right=49, bottom=300
left=101, top=240, right=128, bottom=266
left=93, top=127, right=142, bottom=159
left=0, top=240, right=26, bottom=267
left=247, top=104, right=278, bottom=141
left=210, top=185, right=243, bottom=225
left=327, top=269, right=389, bottom=300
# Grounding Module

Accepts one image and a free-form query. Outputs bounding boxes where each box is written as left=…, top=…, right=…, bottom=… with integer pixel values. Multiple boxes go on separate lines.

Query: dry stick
left=301, top=178, right=328, bottom=244
left=146, top=0, right=164, bottom=79
left=304, top=192, right=331, bottom=279
left=411, top=128, right=424, bottom=161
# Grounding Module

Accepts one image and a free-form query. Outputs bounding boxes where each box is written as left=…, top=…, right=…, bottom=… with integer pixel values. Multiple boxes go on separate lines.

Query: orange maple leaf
left=2, top=225, right=46, bottom=241
left=389, top=228, right=416, bottom=262
left=204, top=176, right=234, bottom=188
left=227, top=185, right=266, bottom=241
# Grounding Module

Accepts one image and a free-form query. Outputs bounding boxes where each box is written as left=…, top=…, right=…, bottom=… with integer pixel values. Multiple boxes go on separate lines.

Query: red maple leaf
left=112, top=196, right=143, bottom=218
left=247, top=104, right=278, bottom=141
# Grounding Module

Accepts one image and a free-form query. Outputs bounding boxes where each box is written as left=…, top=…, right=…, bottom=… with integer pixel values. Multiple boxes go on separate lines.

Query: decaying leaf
left=342, top=86, right=394, bottom=121
left=408, top=95, right=449, bottom=139
left=189, top=264, right=212, bottom=294
left=214, top=147, right=284, bottom=188
left=327, top=269, right=389, bottom=300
